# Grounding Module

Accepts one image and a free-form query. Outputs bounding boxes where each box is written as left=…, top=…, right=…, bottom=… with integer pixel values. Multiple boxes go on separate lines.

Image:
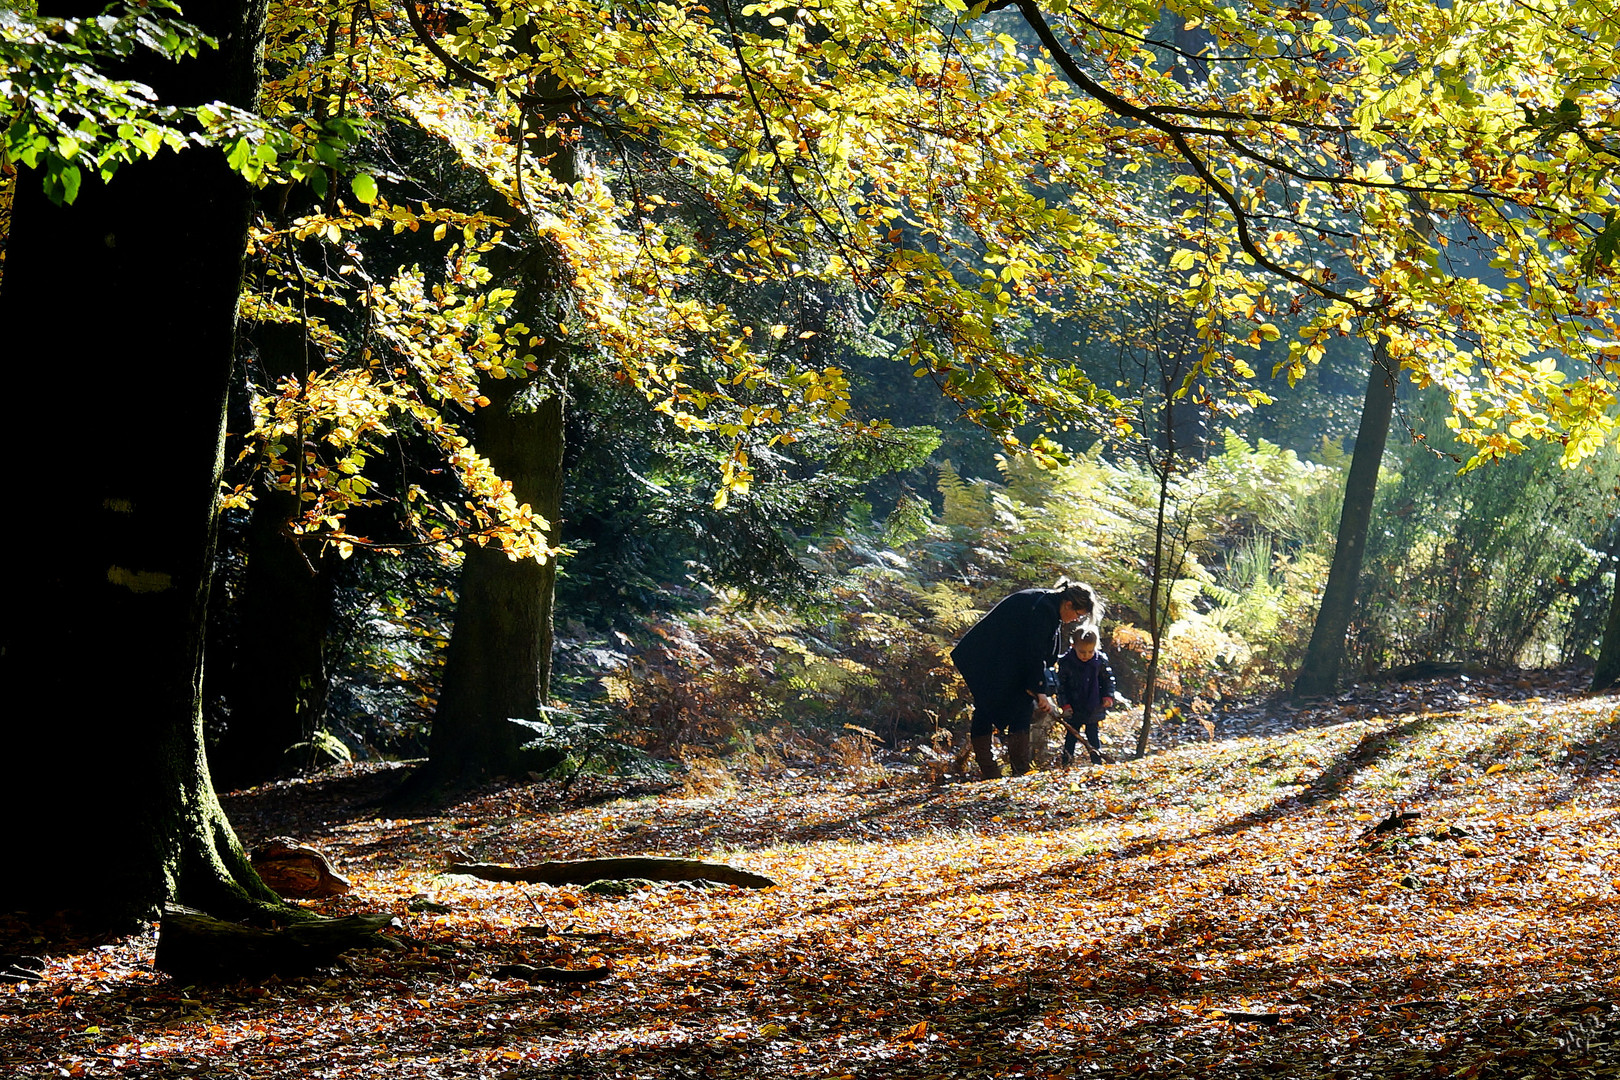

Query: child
left=1056, top=627, right=1115, bottom=765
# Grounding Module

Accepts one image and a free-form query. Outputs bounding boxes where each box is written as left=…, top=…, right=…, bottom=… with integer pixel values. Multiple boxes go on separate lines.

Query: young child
left=1056, top=627, right=1116, bottom=765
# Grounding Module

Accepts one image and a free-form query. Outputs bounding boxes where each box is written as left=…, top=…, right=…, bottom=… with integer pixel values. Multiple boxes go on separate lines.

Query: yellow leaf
left=897, top=1020, right=928, bottom=1041
left=1485, top=763, right=1507, bottom=775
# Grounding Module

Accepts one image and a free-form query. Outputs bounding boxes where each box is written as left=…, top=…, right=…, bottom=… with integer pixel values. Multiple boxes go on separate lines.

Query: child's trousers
left=1061, top=708, right=1106, bottom=765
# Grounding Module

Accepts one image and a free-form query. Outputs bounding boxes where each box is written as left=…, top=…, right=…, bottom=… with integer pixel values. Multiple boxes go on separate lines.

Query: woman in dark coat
left=950, top=579, right=1103, bottom=778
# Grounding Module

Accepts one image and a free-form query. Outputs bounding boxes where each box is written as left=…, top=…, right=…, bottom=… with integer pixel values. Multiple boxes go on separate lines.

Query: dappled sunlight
left=7, top=684, right=1620, bottom=1077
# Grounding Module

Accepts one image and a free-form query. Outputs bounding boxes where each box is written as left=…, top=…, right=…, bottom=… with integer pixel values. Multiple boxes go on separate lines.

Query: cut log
left=250, top=837, right=352, bottom=899
left=155, top=905, right=400, bottom=981
left=445, top=857, right=776, bottom=889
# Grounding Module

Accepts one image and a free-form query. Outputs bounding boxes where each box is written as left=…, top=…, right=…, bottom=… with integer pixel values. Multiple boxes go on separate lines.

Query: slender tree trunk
left=1135, top=458, right=1173, bottom=758
left=1292, top=340, right=1398, bottom=699
left=1132, top=14, right=1211, bottom=755
left=0, top=0, right=279, bottom=923
left=1595, top=556, right=1620, bottom=691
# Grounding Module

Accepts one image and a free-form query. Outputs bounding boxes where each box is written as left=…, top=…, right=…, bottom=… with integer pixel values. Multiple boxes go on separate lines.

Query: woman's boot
left=1008, top=730, right=1033, bottom=776
left=971, top=734, right=1001, bottom=780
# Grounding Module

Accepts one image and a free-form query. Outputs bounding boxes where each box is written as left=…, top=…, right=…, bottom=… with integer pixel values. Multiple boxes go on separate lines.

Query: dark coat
left=950, top=588, right=1067, bottom=699
left=1056, top=647, right=1116, bottom=717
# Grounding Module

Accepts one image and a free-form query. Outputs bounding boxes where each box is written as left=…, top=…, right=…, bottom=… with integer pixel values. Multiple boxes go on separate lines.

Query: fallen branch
left=519, top=925, right=612, bottom=940
left=1360, top=809, right=1422, bottom=840
left=0, top=955, right=46, bottom=983
left=493, top=962, right=613, bottom=984
left=1051, top=712, right=1114, bottom=765
left=1216, top=1010, right=1281, bottom=1025
left=445, top=857, right=776, bottom=889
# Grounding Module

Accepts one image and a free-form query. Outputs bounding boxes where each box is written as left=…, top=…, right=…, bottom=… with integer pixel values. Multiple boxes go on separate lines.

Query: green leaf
left=350, top=172, right=379, bottom=204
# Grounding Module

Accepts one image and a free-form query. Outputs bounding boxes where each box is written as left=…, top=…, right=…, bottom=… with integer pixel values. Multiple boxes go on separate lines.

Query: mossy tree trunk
left=406, top=98, right=580, bottom=792
left=0, top=0, right=280, bottom=924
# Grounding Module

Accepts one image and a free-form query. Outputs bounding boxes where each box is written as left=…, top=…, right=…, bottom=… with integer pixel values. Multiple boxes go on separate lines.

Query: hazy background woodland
left=203, top=276, right=1620, bottom=786
left=4, top=0, right=1618, bottom=804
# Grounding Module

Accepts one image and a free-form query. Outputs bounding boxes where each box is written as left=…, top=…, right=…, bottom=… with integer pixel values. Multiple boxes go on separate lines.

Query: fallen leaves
left=3, top=673, right=1620, bottom=1079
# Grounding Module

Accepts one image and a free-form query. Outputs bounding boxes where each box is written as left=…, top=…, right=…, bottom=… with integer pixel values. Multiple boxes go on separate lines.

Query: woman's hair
left=1054, top=578, right=1104, bottom=625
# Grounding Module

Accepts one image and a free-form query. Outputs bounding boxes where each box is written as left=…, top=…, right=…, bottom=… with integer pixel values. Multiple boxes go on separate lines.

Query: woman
left=950, top=579, right=1102, bottom=778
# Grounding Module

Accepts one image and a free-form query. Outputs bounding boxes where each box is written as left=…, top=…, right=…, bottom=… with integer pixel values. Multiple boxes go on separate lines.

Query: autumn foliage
left=5, top=671, right=1618, bottom=1078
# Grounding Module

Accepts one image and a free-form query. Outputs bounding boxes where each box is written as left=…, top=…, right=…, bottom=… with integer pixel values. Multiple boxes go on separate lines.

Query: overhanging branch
left=1000, top=0, right=1367, bottom=306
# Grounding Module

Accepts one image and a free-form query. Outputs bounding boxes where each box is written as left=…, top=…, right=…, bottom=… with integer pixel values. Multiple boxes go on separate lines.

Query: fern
left=936, top=461, right=995, bottom=530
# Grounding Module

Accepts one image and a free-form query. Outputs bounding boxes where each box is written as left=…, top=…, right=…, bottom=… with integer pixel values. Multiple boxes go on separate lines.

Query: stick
left=1051, top=711, right=1111, bottom=764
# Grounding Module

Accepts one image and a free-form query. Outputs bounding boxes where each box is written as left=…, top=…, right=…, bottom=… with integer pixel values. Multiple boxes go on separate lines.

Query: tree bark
left=211, top=326, right=337, bottom=790
left=420, top=236, right=572, bottom=786
left=406, top=103, right=579, bottom=793
left=1292, top=340, right=1398, bottom=699
left=0, top=0, right=278, bottom=923
left=211, top=487, right=336, bottom=786
left=155, top=906, right=397, bottom=981
left=1135, top=449, right=1174, bottom=759
left=1594, top=560, right=1620, bottom=691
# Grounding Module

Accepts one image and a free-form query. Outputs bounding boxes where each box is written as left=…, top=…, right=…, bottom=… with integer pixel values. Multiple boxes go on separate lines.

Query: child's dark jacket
left=1057, top=647, right=1116, bottom=716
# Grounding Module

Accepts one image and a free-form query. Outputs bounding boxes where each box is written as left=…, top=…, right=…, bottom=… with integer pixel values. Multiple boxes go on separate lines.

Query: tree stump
left=155, top=905, right=399, bottom=981
left=251, top=837, right=351, bottom=899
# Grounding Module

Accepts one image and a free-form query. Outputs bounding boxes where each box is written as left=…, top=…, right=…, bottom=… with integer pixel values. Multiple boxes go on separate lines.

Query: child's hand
left=1062, top=705, right=1073, bottom=717
left=1102, top=697, right=1114, bottom=709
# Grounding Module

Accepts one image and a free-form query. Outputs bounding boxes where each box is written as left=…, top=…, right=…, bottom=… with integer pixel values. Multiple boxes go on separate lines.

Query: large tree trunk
left=0, top=0, right=278, bottom=924
left=1292, top=340, right=1398, bottom=699
left=417, top=236, right=573, bottom=787
left=406, top=102, right=578, bottom=793
left=212, top=485, right=337, bottom=788
left=211, top=325, right=337, bottom=790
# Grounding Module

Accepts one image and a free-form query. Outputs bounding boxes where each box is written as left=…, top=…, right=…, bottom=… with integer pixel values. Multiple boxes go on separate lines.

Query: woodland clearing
left=5, top=671, right=1620, bottom=1079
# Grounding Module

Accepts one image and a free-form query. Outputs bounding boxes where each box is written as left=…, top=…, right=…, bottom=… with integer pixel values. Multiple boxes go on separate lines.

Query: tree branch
left=1006, top=0, right=1361, bottom=306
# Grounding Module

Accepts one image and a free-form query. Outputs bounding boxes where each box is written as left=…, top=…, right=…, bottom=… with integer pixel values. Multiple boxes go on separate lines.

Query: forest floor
left=5, top=669, right=1620, bottom=1079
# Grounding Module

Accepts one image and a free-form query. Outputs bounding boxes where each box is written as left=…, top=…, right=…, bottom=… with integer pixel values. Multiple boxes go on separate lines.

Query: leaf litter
left=4, top=671, right=1620, bottom=1078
